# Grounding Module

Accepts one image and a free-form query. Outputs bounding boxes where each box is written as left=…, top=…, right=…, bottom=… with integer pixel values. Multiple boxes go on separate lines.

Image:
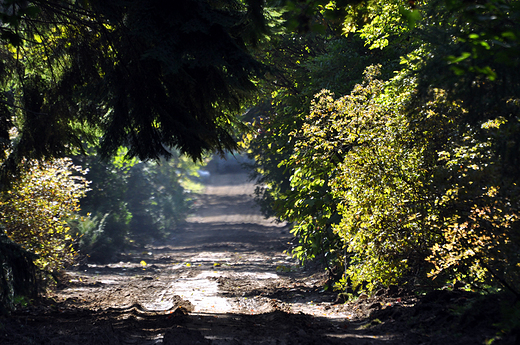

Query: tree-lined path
left=0, top=163, right=367, bottom=344
left=1, top=161, right=512, bottom=344
left=1, top=1, right=519, bottom=343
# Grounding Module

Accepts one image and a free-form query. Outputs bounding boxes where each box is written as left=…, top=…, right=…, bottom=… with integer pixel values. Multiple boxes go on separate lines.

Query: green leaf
left=447, top=52, right=472, bottom=64
left=398, top=6, right=422, bottom=29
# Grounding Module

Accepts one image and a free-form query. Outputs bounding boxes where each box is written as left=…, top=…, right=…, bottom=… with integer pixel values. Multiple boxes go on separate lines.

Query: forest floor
left=0, top=160, right=517, bottom=344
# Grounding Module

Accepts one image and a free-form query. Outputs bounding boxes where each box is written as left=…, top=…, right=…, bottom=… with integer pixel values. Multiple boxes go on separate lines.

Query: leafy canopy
left=0, top=0, right=269, bottom=186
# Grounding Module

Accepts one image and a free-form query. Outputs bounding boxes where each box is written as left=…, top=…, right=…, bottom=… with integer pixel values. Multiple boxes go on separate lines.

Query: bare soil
left=0, top=161, right=517, bottom=344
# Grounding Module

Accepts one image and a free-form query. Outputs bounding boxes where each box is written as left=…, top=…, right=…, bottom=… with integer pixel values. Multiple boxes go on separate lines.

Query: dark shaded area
left=365, top=289, right=517, bottom=345
left=0, top=232, right=38, bottom=315
left=170, top=222, right=289, bottom=254
left=0, top=301, right=189, bottom=345
left=1, top=294, right=393, bottom=345
left=3, top=289, right=515, bottom=344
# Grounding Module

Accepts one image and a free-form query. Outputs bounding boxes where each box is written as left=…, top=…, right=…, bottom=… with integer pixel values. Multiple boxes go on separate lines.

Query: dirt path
left=1, top=163, right=513, bottom=344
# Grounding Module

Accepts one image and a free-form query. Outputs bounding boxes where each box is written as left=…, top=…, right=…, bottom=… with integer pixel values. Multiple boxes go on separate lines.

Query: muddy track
left=1, top=163, right=513, bottom=344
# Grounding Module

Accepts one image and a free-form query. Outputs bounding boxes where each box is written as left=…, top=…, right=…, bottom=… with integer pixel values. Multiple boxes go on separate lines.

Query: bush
left=0, top=158, right=90, bottom=273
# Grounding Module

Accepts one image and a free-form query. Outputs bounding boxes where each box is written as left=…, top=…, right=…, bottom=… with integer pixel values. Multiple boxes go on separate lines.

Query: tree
left=71, top=149, right=135, bottom=262
left=242, top=28, right=400, bottom=275
left=125, top=157, right=195, bottom=241
left=302, top=67, right=438, bottom=291
left=0, top=0, right=269, bottom=186
left=401, top=0, right=520, bottom=296
left=244, top=0, right=520, bottom=297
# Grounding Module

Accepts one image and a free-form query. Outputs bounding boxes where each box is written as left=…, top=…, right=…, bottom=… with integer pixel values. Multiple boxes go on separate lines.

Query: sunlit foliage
left=241, top=34, right=394, bottom=276
left=291, top=66, right=435, bottom=291
left=245, top=0, right=520, bottom=297
left=415, top=92, right=520, bottom=295
left=0, top=158, right=89, bottom=272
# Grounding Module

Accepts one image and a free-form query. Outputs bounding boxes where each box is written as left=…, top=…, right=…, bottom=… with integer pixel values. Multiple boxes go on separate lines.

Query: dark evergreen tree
left=0, top=0, right=268, bottom=184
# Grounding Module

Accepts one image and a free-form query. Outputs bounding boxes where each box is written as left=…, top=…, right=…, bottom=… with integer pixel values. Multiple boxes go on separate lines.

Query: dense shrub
left=0, top=158, right=89, bottom=273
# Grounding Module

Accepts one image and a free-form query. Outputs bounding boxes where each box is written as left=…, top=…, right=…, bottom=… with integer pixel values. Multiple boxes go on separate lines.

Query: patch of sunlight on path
left=169, top=271, right=231, bottom=313
left=144, top=270, right=280, bottom=313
